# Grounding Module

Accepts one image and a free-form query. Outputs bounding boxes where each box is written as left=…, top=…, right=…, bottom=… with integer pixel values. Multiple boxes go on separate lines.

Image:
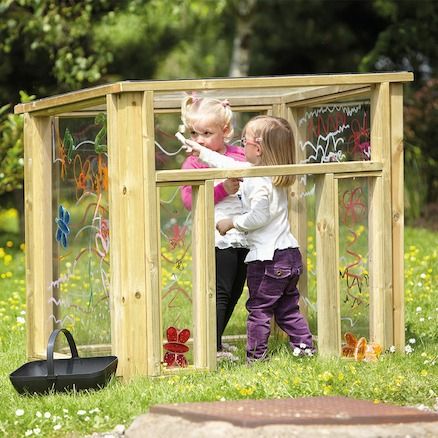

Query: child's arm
left=180, top=150, right=239, bottom=210
left=217, top=179, right=271, bottom=235
left=184, top=139, right=250, bottom=169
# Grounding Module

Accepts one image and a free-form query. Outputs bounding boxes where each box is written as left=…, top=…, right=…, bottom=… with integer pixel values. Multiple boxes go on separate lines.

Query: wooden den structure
left=15, top=72, right=413, bottom=379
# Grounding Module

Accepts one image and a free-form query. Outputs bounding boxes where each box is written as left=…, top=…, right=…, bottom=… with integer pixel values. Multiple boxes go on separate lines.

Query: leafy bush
left=0, top=91, right=34, bottom=196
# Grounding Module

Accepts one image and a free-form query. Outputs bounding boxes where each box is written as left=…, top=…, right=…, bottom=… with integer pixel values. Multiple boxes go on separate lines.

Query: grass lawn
left=0, top=225, right=437, bottom=437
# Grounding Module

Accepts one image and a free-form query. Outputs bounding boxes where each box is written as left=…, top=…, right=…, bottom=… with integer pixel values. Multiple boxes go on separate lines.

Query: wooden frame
left=16, top=72, right=413, bottom=377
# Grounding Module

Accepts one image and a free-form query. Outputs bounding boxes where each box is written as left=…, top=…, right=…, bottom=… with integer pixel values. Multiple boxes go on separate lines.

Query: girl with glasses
left=183, top=115, right=314, bottom=362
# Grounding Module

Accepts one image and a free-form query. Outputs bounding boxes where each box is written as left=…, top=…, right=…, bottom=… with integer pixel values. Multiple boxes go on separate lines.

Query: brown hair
left=243, top=115, right=296, bottom=187
left=181, top=95, right=234, bottom=141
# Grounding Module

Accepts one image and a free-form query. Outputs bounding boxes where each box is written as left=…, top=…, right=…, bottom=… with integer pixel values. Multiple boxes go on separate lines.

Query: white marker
left=175, top=132, right=187, bottom=145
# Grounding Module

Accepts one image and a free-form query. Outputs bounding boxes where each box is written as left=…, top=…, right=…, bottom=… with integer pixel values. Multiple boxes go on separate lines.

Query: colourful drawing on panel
left=299, top=103, right=370, bottom=164
left=339, top=185, right=369, bottom=307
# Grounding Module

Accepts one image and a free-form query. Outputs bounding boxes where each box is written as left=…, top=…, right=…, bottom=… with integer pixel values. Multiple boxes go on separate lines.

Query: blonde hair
left=243, top=115, right=296, bottom=187
left=181, top=95, right=234, bottom=141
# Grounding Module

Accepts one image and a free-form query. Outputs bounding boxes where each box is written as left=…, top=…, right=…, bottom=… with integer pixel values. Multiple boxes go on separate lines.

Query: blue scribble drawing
left=55, top=205, right=71, bottom=248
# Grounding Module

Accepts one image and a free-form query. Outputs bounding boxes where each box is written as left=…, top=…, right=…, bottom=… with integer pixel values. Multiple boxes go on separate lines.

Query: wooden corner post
left=191, top=180, right=216, bottom=370
left=369, top=82, right=393, bottom=348
left=390, top=83, right=405, bottom=350
left=24, top=114, right=53, bottom=359
left=107, top=91, right=161, bottom=378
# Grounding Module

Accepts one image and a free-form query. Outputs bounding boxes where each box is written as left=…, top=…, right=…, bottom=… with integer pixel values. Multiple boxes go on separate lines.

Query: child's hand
left=223, top=178, right=242, bottom=195
left=182, top=139, right=203, bottom=157
left=216, top=218, right=234, bottom=236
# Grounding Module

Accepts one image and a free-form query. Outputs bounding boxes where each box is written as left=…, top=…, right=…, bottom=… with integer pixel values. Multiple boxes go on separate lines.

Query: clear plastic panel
left=160, top=185, right=194, bottom=366
left=51, top=116, right=110, bottom=353
left=154, top=111, right=260, bottom=171
left=338, top=177, right=370, bottom=338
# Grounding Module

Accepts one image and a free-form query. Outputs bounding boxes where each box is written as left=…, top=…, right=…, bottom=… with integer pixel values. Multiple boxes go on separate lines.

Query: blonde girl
left=180, top=95, right=248, bottom=361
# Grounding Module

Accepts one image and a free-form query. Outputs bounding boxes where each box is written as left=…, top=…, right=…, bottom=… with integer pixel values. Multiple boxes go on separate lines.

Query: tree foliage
left=404, top=79, right=438, bottom=207
left=249, top=0, right=388, bottom=75
left=0, top=0, right=125, bottom=104
left=0, top=91, right=34, bottom=195
left=360, top=0, right=438, bottom=85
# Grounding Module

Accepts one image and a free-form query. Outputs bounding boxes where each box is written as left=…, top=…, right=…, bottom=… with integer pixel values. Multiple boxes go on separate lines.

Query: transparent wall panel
left=338, top=177, right=370, bottom=337
left=51, top=115, right=110, bottom=353
left=299, top=101, right=371, bottom=163
left=160, top=185, right=194, bottom=365
left=154, top=110, right=261, bottom=170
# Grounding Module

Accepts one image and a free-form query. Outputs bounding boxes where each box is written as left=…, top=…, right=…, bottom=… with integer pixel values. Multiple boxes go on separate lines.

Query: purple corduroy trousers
left=246, top=247, right=313, bottom=360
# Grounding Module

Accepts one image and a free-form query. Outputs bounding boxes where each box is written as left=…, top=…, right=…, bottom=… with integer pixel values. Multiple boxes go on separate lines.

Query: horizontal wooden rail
left=156, top=161, right=383, bottom=185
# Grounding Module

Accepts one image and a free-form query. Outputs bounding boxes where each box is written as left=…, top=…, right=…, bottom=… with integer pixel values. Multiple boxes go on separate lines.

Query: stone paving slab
left=124, top=413, right=438, bottom=438
left=149, top=396, right=438, bottom=428
left=89, top=397, right=438, bottom=438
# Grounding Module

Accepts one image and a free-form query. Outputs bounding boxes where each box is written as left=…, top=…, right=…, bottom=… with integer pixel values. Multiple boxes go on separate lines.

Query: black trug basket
left=10, top=328, right=118, bottom=395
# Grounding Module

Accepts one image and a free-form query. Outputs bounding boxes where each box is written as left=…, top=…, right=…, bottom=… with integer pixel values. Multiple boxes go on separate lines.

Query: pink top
left=180, top=144, right=246, bottom=210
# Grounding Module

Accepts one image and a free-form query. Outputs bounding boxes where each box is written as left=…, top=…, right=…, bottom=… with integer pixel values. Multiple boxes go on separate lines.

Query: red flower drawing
left=163, top=326, right=190, bottom=367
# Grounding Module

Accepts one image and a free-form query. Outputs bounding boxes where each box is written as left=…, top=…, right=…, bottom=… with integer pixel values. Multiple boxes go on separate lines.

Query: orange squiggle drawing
left=340, top=187, right=368, bottom=306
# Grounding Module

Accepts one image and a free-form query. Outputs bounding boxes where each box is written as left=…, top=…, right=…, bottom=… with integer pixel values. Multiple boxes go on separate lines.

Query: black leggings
left=215, top=247, right=249, bottom=350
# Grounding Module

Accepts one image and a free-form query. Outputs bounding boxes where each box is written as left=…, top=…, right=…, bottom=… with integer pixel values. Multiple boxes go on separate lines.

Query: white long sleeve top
left=197, top=146, right=299, bottom=262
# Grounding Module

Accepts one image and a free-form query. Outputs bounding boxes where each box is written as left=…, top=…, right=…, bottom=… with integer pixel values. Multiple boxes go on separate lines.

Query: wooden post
left=142, top=91, right=162, bottom=376
left=369, top=83, right=393, bottom=348
left=204, top=180, right=217, bottom=369
left=390, top=83, right=405, bottom=350
left=192, top=184, right=207, bottom=368
left=23, top=114, right=53, bottom=359
left=107, top=91, right=161, bottom=378
left=315, top=173, right=341, bottom=356
left=191, top=181, right=216, bottom=370
left=51, top=118, right=60, bottom=331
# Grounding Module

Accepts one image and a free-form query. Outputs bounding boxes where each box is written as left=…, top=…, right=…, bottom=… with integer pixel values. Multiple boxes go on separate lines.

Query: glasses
left=241, top=136, right=261, bottom=147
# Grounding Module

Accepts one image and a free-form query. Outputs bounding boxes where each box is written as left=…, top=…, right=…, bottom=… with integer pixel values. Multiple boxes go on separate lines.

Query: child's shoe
left=216, top=350, right=239, bottom=362
left=246, top=351, right=268, bottom=365
left=221, top=342, right=238, bottom=353
left=292, top=343, right=316, bottom=357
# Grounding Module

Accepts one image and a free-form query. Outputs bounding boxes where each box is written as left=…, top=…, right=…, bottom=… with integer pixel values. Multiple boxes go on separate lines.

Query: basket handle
left=47, top=328, right=79, bottom=377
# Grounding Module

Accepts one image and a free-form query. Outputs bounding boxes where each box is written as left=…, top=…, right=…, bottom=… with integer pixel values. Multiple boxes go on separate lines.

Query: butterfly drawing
left=342, top=332, right=382, bottom=362
left=55, top=205, right=71, bottom=249
left=163, top=326, right=190, bottom=368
